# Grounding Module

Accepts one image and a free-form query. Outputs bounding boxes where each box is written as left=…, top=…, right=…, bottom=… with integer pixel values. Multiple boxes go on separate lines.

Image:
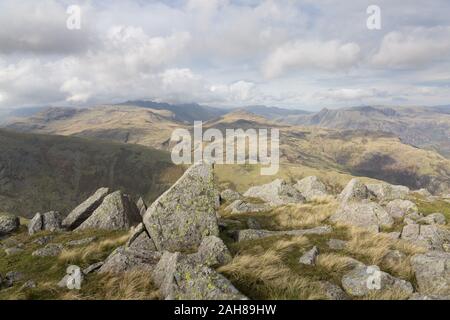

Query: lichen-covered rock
left=153, top=252, right=247, bottom=300
left=318, top=281, right=349, bottom=300
left=330, top=201, right=394, bottom=232
left=143, top=164, right=220, bottom=252
left=235, top=226, right=332, bottom=242
left=419, top=213, right=446, bottom=225
left=243, top=179, right=305, bottom=206
left=299, top=246, right=319, bottom=266
left=76, top=191, right=141, bottom=231
left=385, top=200, right=418, bottom=220
left=411, top=251, right=450, bottom=297
left=338, top=179, right=369, bottom=203
left=62, top=187, right=110, bottom=230
left=126, top=223, right=157, bottom=252
left=225, top=200, right=270, bottom=214
left=32, top=243, right=63, bottom=257
left=28, top=211, right=63, bottom=235
left=401, top=223, right=450, bottom=251
left=341, top=265, right=414, bottom=297
left=98, top=246, right=162, bottom=274
left=295, top=176, right=328, bottom=201
left=220, top=189, right=241, bottom=203
left=0, top=214, right=20, bottom=236
left=136, top=197, right=147, bottom=217
left=367, top=183, right=410, bottom=202
left=190, top=236, right=232, bottom=268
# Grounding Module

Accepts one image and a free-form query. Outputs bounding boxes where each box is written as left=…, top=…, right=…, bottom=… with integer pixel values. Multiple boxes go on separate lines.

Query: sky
left=0, top=0, right=449, bottom=111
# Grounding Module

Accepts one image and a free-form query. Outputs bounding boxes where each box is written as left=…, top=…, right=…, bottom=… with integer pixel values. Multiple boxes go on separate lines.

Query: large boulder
left=62, top=187, right=110, bottom=230
left=411, top=251, right=450, bottom=297
left=401, top=223, right=450, bottom=251
left=28, top=211, right=63, bottom=235
left=153, top=251, right=247, bottom=300
left=341, top=265, right=414, bottom=297
left=75, top=191, right=141, bottom=231
left=385, top=200, right=418, bottom=220
left=143, top=164, right=220, bottom=253
left=338, top=179, right=369, bottom=204
left=189, top=236, right=232, bottom=268
left=98, top=246, right=162, bottom=274
left=243, top=179, right=305, bottom=206
left=295, top=176, right=328, bottom=201
left=0, top=214, right=20, bottom=236
left=367, top=183, right=410, bottom=202
left=330, top=201, right=394, bottom=232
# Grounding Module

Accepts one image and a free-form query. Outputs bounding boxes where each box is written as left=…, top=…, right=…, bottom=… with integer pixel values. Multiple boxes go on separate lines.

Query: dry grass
left=61, top=270, right=160, bottom=300
left=58, top=233, right=130, bottom=265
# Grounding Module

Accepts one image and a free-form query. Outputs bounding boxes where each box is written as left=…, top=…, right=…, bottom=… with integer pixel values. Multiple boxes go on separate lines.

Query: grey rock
left=126, top=223, right=157, bottom=252
left=235, top=226, right=332, bottom=242
left=32, top=243, right=63, bottom=257
left=4, top=247, right=24, bottom=255
left=62, top=187, right=110, bottom=230
left=136, top=197, right=147, bottom=217
left=143, top=164, right=220, bottom=253
left=327, top=239, right=348, bottom=250
left=295, top=176, right=328, bottom=201
left=226, top=200, right=270, bottom=214
left=83, top=262, right=104, bottom=275
left=153, top=251, right=247, bottom=300
left=6, top=271, right=24, bottom=284
left=33, top=235, right=54, bottom=246
left=28, top=211, right=63, bottom=235
left=338, top=179, right=369, bottom=203
left=21, top=280, right=37, bottom=290
left=318, top=281, right=349, bottom=300
left=401, top=223, right=450, bottom=251
left=385, top=200, right=418, bottom=220
left=330, top=201, right=394, bottom=232
left=411, top=251, right=450, bottom=297
left=220, top=189, right=241, bottom=203
left=28, top=213, right=43, bottom=236
left=367, top=183, right=410, bottom=202
left=243, top=179, right=305, bottom=206
left=190, top=236, right=232, bottom=268
left=247, top=217, right=261, bottom=230
left=341, top=265, right=414, bottom=297
left=57, top=266, right=84, bottom=289
left=98, top=246, right=162, bottom=274
left=419, top=213, right=446, bottom=225
left=382, top=250, right=406, bottom=266
left=0, top=214, right=20, bottom=236
left=299, top=246, right=319, bottom=266
left=385, top=232, right=401, bottom=240
left=76, top=191, right=141, bottom=231
left=66, top=237, right=96, bottom=247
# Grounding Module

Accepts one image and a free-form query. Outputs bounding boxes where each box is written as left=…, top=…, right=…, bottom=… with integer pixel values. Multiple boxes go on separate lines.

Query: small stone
left=299, top=246, right=319, bottom=266
left=21, top=280, right=37, bottom=290
left=33, top=235, right=54, bottom=246
left=318, top=281, right=349, bottom=300
left=32, top=243, right=63, bottom=257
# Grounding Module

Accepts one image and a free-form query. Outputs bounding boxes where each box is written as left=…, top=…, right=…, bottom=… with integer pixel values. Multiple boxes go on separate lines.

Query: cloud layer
left=1, top=0, right=450, bottom=110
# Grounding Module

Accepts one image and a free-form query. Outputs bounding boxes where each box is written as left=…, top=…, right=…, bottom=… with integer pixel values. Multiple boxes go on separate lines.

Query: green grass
left=413, top=196, right=450, bottom=221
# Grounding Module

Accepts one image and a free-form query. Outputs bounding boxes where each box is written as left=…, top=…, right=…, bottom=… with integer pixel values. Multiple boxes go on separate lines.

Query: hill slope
left=0, top=129, right=182, bottom=218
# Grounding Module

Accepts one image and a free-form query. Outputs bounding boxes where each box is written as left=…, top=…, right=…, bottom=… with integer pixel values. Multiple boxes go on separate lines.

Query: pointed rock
left=143, top=164, right=220, bottom=252
left=62, top=187, right=110, bottom=230
left=75, top=191, right=141, bottom=231
left=136, top=197, right=147, bottom=217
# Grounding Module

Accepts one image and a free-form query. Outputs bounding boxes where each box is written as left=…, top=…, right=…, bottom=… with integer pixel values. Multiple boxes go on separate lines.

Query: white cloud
left=317, top=88, right=378, bottom=101
left=371, top=27, right=450, bottom=68
left=263, top=40, right=361, bottom=79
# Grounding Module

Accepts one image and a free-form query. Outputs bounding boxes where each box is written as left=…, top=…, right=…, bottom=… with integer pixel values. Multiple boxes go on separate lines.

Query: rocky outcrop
left=143, top=164, right=220, bottom=253
left=75, top=191, right=141, bottom=231
left=385, top=200, right=418, bottom=220
left=338, top=179, right=369, bottom=203
left=295, top=176, right=328, bottom=201
left=0, top=214, right=20, bottom=236
left=341, top=265, right=414, bottom=297
left=243, top=179, right=305, bottom=206
left=367, top=183, right=410, bottom=202
left=62, top=187, right=110, bottom=230
left=220, top=189, right=241, bottom=203
left=401, top=223, right=450, bottom=251
left=225, top=200, right=270, bottom=214
left=330, top=201, right=394, bottom=233
left=235, top=226, right=332, bottom=242
left=28, top=211, right=63, bottom=235
left=411, top=251, right=450, bottom=297
left=153, top=252, right=247, bottom=300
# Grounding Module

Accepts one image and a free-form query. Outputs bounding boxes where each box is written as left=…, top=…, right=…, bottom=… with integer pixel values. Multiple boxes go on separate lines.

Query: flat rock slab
left=235, top=226, right=332, bottom=242
left=144, top=164, right=220, bottom=252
